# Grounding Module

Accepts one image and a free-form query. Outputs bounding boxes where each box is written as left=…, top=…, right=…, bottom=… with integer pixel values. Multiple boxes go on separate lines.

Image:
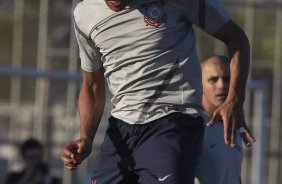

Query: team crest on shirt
left=143, top=0, right=167, bottom=28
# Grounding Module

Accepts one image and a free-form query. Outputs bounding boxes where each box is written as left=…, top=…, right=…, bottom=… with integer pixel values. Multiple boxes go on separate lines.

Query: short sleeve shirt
left=73, top=0, right=229, bottom=124
left=195, top=111, right=243, bottom=184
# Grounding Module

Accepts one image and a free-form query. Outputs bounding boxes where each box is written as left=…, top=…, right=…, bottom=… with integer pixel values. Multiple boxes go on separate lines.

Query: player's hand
left=207, top=100, right=255, bottom=147
left=238, top=124, right=255, bottom=147
left=61, top=138, right=92, bottom=170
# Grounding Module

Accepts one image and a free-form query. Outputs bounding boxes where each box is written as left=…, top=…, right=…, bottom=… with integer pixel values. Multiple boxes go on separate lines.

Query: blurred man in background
left=5, top=138, right=60, bottom=184
left=195, top=56, right=252, bottom=184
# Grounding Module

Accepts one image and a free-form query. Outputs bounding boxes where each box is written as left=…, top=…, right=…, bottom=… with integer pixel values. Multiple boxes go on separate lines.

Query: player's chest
left=91, top=0, right=188, bottom=47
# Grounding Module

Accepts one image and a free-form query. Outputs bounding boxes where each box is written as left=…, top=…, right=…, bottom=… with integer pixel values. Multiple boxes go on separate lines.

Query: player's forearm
left=226, top=28, right=250, bottom=105
left=213, top=20, right=250, bottom=105
left=79, top=81, right=105, bottom=143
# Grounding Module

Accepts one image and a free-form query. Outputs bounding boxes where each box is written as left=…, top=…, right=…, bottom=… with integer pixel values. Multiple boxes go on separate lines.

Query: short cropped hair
left=201, top=55, right=229, bottom=67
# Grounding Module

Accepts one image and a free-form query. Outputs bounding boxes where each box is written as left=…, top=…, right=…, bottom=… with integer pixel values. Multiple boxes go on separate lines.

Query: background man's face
left=202, top=61, right=230, bottom=109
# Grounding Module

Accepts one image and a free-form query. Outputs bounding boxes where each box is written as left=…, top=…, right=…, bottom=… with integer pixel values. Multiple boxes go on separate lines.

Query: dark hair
left=20, top=138, right=43, bottom=157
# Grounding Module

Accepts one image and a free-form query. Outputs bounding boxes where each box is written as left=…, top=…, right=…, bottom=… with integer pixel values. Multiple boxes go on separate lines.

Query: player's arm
left=79, top=68, right=106, bottom=143
left=208, top=20, right=255, bottom=147
left=61, top=68, right=105, bottom=170
left=213, top=20, right=249, bottom=106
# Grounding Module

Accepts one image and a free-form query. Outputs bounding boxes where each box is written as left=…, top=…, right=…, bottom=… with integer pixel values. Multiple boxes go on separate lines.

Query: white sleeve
left=73, top=19, right=102, bottom=72
left=180, top=0, right=230, bottom=34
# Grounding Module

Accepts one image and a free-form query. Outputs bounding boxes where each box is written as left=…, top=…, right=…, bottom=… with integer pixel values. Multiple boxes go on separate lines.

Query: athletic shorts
left=91, top=112, right=204, bottom=184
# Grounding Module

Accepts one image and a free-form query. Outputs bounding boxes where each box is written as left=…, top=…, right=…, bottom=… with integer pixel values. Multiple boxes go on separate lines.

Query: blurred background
left=0, top=0, right=281, bottom=183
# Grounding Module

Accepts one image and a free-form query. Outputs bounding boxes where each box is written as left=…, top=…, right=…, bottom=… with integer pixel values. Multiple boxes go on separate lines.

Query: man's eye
left=208, top=78, right=217, bottom=83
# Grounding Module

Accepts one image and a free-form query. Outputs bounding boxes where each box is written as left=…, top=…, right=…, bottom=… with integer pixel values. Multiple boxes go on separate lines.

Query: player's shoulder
left=73, top=0, right=110, bottom=36
left=73, top=0, right=100, bottom=23
left=73, top=0, right=91, bottom=16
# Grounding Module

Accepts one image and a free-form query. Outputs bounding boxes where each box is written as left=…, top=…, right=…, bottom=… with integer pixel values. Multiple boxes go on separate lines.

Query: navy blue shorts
left=92, top=112, right=204, bottom=184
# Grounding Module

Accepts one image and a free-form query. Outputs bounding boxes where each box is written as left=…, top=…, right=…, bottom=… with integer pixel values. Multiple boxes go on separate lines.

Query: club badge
left=143, top=0, right=167, bottom=28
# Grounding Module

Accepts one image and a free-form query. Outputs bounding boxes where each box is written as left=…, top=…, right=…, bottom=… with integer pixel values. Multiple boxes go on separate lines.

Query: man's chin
left=106, top=1, right=127, bottom=11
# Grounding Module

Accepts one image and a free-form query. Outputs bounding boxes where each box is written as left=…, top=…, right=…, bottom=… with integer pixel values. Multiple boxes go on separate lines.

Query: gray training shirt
left=73, top=0, right=229, bottom=124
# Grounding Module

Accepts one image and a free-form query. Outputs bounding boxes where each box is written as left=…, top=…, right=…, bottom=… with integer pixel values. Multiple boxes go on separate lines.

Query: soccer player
left=61, top=0, right=255, bottom=183
left=195, top=55, right=250, bottom=184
